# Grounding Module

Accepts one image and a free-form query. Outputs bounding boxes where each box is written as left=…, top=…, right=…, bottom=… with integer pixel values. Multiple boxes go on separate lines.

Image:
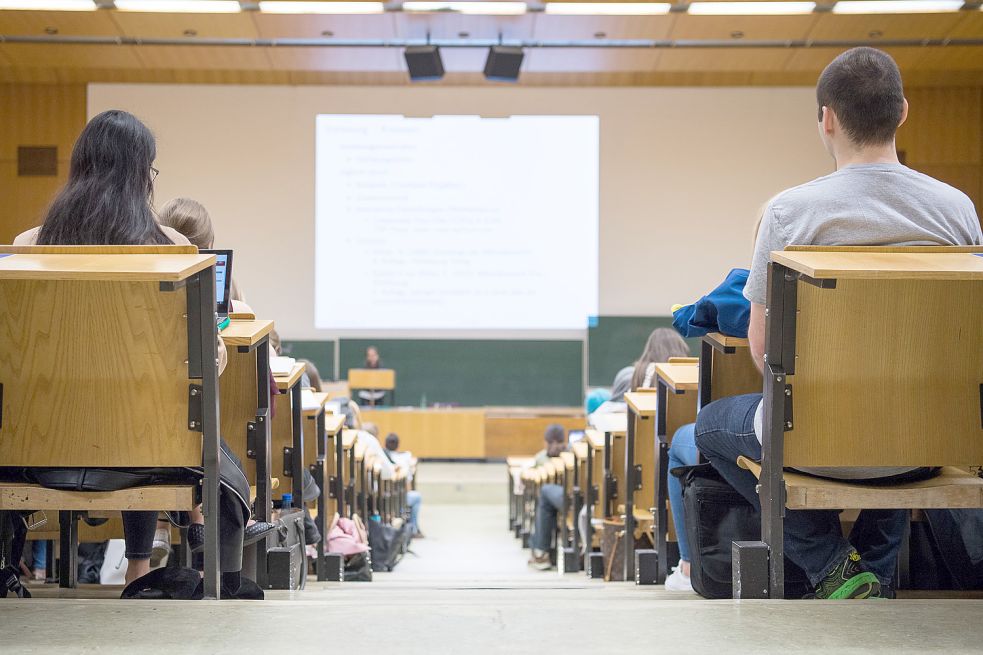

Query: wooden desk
left=272, top=362, right=306, bottom=505
left=485, top=408, right=585, bottom=458
left=507, top=456, right=535, bottom=534
left=591, top=412, right=627, bottom=524
left=0, top=251, right=224, bottom=597
left=771, top=250, right=983, bottom=280
left=341, top=430, right=358, bottom=517
left=348, top=368, right=396, bottom=405
left=219, top=319, right=275, bottom=588
left=623, top=390, right=659, bottom=582
left=647, top=362, right=700, bottom=585
left=360, top=408, right=486, bottom=458
left=583, top=429, right=606, bottom=577
left=302, top=391, right=333, bottom=581
left=698, top=332, right=761, bottom=409
left=323, top=414, right=347, bottom=521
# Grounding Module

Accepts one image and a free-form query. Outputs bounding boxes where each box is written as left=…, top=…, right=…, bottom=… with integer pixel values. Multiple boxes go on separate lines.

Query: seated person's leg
left=666, top=423, right=698, bottom=591
left=849, top=509, right=909, bottom=592
left=695, top=394, right=876, bottom=598
left=406, top=490, right=422, bottom=533
left=121, top=510, right=157, bottom=584
left=528, top=483, right=564, bottom=569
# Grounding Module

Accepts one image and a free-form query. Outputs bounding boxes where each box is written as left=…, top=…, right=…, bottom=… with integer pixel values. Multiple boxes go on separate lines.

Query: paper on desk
left=270, top=356, right=296, bottom=376
left=301, top=388, right=320, bottom=410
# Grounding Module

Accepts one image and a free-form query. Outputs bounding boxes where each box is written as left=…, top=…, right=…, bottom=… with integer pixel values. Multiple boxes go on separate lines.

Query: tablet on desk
left=200, top=248, right=234, bottom=318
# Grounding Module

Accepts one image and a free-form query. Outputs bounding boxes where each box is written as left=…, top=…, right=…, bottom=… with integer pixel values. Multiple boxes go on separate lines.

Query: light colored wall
left=88, top=83, right=834, bottom=338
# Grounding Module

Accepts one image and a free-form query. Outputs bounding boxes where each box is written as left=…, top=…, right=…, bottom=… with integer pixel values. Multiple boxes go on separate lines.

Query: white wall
left=89, top=83, right=832, bottom=339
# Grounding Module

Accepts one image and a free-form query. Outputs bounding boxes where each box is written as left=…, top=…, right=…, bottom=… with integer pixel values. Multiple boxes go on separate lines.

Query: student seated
left=11, top=110, right=261, bottom=597
left=526, top=424, right=569, bottom=570
left=588, top=328, right=689, bottom=428
left=383, top=433, right=423, bottom=538
left=695, top=47, right=982, bottom=600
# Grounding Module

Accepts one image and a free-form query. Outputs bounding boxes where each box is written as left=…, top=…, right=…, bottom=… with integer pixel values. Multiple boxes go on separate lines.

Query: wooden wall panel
left=0, top=84, right=85, bottom=244
left=485, top=416, right=586, bottom=459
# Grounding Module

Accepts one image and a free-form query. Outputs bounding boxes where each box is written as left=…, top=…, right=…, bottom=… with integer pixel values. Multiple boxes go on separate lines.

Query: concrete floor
left=4, top=464, right=983, bottom=654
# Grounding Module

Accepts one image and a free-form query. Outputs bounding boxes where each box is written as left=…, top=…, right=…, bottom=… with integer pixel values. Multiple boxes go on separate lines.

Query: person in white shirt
left=384, top=433, right=423, bottom=538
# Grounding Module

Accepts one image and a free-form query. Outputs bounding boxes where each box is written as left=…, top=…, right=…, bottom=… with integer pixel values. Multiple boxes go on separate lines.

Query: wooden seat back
left=773, top=248, right=983, bottom=468
left=0, top=248, right=214, bottom=468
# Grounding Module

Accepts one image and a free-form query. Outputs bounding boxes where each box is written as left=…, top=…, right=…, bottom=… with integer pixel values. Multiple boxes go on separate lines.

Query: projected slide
left=314, top=114, right=599, bottom=331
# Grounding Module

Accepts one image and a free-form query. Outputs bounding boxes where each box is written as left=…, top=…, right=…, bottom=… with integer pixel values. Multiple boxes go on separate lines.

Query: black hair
left=385, top=433, right=400, bottom=451
left=816, top=47, right=905, bottom=147
left=544, top=423, right=565, bottom=444
left=37, top=110, right=170, bottom=246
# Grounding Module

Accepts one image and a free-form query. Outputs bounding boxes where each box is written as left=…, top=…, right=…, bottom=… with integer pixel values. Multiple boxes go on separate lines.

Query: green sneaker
left=813, top=550, right=881, bottom=599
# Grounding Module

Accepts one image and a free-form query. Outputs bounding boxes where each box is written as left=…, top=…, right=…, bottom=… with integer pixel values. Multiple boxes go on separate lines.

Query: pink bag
left=327, top=516, right=369, bottom=556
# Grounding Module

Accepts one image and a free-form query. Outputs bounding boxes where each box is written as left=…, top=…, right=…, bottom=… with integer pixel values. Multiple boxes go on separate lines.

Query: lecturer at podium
left=357, top=346, right=387, bottom=406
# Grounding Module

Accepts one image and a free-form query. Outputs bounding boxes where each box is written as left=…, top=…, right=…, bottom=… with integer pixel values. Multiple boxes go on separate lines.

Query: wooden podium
left=348, top=368, right=396, bottom=406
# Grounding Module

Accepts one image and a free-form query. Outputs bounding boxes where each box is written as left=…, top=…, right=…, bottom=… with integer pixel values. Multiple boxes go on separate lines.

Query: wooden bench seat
left=0, top=483, right=195, bottom=512
left=738, top=458, right=983, bottom=510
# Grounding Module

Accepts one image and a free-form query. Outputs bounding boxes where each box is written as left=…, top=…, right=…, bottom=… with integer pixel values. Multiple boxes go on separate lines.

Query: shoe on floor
left=813, top=550, right=881, bottom=599
left=665, top=562, right=693, bottom=592
left=527, top=549, right=552, bottom=571
left=150, top=527, right=171, bottom=567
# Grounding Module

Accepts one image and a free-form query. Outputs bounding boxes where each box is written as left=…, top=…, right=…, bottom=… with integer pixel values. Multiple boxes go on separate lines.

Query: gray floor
left=4, top=464, right=983, bottom=654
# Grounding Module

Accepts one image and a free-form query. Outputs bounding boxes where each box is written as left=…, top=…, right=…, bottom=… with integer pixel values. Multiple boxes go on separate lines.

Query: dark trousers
left=530, top=484, right=564, bottom=552
left=694, top=393, right=930, bottom=588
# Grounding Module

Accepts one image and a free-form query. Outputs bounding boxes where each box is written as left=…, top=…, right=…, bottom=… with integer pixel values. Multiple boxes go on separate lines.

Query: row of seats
left=509, top=245, right=983, bottom=599
left=0, top=244, right=414, bottom=598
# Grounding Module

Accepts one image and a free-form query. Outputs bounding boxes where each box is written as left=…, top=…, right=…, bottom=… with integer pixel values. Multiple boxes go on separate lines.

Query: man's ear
left=898, top=97, right=909, bottom=128
left=822, top=105, right=836, bottom=136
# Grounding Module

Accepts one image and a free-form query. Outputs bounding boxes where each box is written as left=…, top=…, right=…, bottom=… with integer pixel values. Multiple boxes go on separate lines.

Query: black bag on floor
left=677, top=463, right=810, bottom=599
left=344, top=552, right=373, bottom=582
left=368, top=519, right=406, bottom=572
left=918, top=509, right=983, bottom=590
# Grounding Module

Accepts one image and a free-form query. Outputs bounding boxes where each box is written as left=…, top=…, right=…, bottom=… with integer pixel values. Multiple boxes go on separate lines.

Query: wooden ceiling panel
left=0, top=9, right=123, bottom=37
left=109, top=10, right=259, bottom=39
left=784, top=46, right=926, bottom=71
left=657, top=47, right=792, bottom=72
left=916, top=46, right=983, bottom=71
left=944, top=12, right=983, bottom=39
left=268, top=46, right=402, bottom=71
left=251, top=13, right=397, bottom=39
left=524, top=48, right=659, bottom=73
left=669, top=15, right=817, bottom=41
left=807, top=13, right=964, bottom=41
left=393, top=13, right=535, bottom=40
left=134, top=45, right=272, bottom=70
left=0, top=42, right=143, bottom=68
left=530, top=14, right=674, bottom=40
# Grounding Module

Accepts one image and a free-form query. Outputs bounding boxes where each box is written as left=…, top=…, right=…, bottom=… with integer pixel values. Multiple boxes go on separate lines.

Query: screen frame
left=201, top=248, right=234, bottom=316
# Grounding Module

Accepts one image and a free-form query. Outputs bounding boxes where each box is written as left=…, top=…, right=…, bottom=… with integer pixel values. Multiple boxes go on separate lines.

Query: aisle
left=4, top=464, right=983, bottom=654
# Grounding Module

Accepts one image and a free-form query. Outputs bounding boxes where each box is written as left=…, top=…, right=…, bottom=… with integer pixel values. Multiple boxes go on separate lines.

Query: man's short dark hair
left=385, top=433, right=399, bottom=450
left=816, top=47, right=904, bottom=146
left=544, top=423, right=566, bottom=444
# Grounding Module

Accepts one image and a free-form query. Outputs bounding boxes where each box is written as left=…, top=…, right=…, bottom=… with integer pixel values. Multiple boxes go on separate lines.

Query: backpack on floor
left=677, top=463, right=811, bottom=599
left=367, top=518, right=407, bottom=572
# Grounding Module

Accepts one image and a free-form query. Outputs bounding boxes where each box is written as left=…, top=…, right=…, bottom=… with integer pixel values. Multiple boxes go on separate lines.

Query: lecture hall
left=1, top=0, right=983, bottom=652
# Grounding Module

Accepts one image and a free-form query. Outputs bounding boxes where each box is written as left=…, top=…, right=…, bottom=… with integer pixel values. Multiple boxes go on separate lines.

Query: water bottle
left=281, top=493, right=293, bottom=513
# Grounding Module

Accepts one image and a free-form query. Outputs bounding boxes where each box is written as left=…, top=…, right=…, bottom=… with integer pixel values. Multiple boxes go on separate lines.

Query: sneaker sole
left=827, top=572, right=881, bottom=600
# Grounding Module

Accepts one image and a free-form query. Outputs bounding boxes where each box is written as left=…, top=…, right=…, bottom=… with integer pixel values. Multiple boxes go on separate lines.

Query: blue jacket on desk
left=671, top=268, right=751, bottom=338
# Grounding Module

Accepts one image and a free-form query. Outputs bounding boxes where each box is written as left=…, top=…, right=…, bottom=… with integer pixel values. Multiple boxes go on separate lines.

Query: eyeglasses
left=151, top=167, right=159, bottom=181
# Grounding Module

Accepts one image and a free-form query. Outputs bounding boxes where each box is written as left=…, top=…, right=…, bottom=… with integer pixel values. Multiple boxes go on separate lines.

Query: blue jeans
left=407, top=490, right=422, bottom=535
left=694, top=393, right=909, bottom=587
left=531, top=484, right=564, bottom=552
left=668, top=424, right=699, bottom=563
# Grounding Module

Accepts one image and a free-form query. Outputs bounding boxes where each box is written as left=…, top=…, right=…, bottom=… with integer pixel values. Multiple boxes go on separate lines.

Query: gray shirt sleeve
left=744, top=202, right=789, bottom=306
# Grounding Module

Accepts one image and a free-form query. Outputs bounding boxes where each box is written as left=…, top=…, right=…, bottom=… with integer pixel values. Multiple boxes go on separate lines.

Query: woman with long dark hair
left=14, top=110, right=260, bottom=598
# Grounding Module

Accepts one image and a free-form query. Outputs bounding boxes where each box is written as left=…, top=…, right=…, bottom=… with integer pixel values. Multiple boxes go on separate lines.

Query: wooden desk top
left=354, top=441, right=367, bottom=461
left=572, top=441, right=588, bottom=460
left=274, top=362, right=306, bottom=391
left=0, top=253, right=215, bottom=282
left=221, top=320, right=274, bottom=348
left=771, top=251, right=983, bottom=281
left=324, top=414, right=346, bottom=436
left=559, top=451, right=575, bottom=470
left=341, top=430, right=357, bottom=451
left=302, top=391, right=329, bottom=418
left=590, top=412, right=627, bottom=435
left=506, top=456, right=535, bottom=467
left=704, top=332, right=749, bottom=349
left=655, top=363, right=699, bottom=392
left=624, top=391, right=659, bottom=416
left=585, top=429, right=605, bottom=450
left=485, top=407, right=585, bottom=418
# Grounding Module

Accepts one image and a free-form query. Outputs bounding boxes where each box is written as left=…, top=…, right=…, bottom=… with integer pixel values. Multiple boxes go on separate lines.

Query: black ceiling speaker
left=483, top=46, right=524, bottom=82
left=404, top=45, right=445, bottom=82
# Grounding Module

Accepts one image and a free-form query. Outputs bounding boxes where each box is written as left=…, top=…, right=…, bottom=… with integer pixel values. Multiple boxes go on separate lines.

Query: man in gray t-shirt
left=693, top=47, right=983, bottom=600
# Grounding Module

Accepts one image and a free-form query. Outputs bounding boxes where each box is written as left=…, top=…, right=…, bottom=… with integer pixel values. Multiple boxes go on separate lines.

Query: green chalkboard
left=587, top=316, right=699, bottom=387
left=339, top=339, right=583, bottom=407
left=279, top=340, right=335, bottom=384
